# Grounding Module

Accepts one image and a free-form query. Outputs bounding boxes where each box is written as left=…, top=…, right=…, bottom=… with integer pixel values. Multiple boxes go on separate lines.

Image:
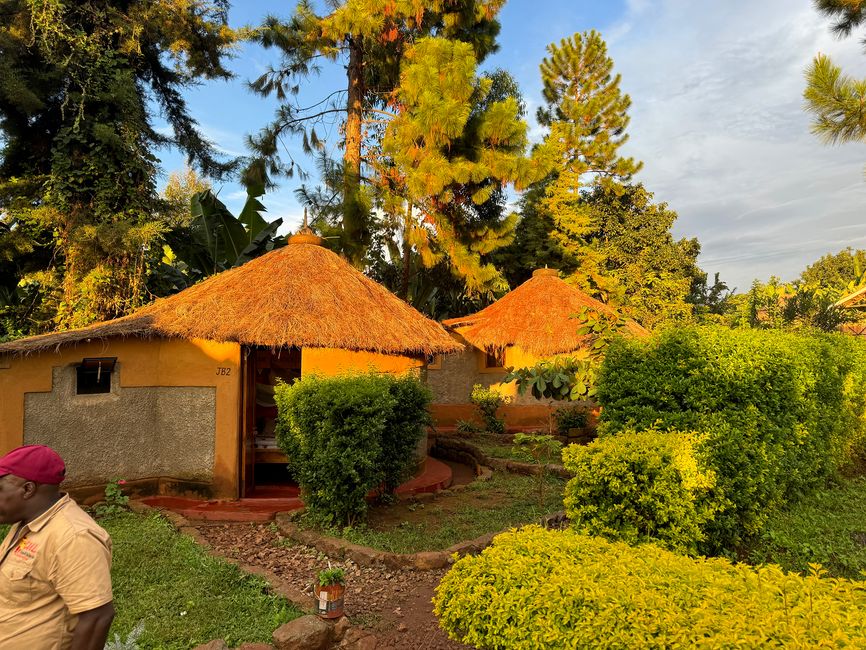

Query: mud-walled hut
left=427, top=268, right=646, bottom=431
left=0, top=229, right=459, bottom=499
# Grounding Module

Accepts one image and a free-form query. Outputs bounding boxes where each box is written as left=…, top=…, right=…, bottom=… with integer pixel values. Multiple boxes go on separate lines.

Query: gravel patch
left=195, top=522, right=471, bottom=650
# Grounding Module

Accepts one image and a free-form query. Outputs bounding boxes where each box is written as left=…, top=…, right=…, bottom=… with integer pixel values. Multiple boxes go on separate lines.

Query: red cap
left=0, top=445, right=66, bottom=485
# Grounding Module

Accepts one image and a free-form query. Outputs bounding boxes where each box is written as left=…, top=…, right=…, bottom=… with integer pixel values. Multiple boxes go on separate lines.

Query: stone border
left=274, top=510, right=568, bottom=572
left=128, top=500, right=315, bottom=611
left=430, top=434, right=572, bottom=479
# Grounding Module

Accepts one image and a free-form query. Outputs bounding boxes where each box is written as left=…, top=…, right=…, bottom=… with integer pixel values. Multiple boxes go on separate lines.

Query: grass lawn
left=107, top=511, right=300, bottom=648
left=748, top=477, right=866, bottom=579
left=308, top=472, right=566, bottom=554
left=2, top=511, right=301, bottom=649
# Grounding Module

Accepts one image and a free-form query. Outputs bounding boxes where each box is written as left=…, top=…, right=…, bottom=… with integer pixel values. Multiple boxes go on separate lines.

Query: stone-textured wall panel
left=24, top=366, right=215, bottom=486
left=427, top=345, right=552, bottom=407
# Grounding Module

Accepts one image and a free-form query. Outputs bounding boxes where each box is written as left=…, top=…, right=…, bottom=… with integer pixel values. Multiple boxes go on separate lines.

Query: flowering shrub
left=434, top=525, right=866, bottom=649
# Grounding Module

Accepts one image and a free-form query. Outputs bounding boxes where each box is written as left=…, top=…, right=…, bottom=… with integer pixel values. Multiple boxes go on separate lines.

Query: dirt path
left=195, top=521, right=471, bottom=650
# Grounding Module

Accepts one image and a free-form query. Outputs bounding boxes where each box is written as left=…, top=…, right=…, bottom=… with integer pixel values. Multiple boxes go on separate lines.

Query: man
left=0, top=445, right=114, bottom=649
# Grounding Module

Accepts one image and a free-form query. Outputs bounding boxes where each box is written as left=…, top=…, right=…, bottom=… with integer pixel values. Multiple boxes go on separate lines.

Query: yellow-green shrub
left=434, top=525, right=866, bottom=650
left=562, top=430, right=718, bottom=553
left=596, top=327, right=866, bottom=552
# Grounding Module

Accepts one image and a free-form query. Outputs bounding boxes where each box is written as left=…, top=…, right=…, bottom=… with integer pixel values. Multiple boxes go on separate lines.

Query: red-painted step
left=137, top=456, right=453, bottom=522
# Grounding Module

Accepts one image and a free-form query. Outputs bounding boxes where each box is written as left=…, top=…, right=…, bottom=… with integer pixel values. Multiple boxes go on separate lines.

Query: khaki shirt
left=0, top=495, right=113, bottom=650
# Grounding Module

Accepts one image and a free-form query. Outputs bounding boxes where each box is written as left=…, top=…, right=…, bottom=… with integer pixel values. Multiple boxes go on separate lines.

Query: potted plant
left=314, top=567, right=346, bottom=619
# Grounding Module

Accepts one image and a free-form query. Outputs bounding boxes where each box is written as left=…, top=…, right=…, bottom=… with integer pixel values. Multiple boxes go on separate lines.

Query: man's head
left=0, top=445, right=65, bottom=524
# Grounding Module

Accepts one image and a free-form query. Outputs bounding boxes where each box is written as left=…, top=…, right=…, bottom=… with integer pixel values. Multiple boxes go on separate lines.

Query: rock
left=192, top=641, right=229, bottom=650
left=412, top=551, right=449, bottom=570
left=341, top=634, right=378, bottom=650
left=332, top=616, right=351, bottom=642
left=398, top=623, right=408, bottom=632
left=272, top=615, right=333, bottom=650
left=238, top=644, right=276, bottom=650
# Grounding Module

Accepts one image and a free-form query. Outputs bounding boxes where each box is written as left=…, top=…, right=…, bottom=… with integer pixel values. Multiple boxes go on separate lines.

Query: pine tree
left=806, top=2, right=866, bottom=148
left=0, top=0, right=237, bottom=332
left=500, top=31, right=641, bottom=300
left=378, top=38, right=546, bottom=296
left=248, top=0, right=504, bottom=266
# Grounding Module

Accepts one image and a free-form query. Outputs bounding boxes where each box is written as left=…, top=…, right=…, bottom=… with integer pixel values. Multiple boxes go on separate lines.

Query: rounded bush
left=434, top=525, right=866, bottom=649
left=275, top=373, right=430, bottom=526
left=595, top=326, right=866, bottom=552
left=562, top=430, right=718, bottom=553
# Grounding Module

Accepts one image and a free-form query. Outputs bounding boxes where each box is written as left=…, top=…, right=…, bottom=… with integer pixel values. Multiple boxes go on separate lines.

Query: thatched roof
left=0, top=237, right=460, bottom=357
left=443, top=269, right=648, bottom=357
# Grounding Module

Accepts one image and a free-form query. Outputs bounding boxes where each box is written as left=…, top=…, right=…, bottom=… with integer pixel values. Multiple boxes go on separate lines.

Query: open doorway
left=241, top=346, right=301, bottom=497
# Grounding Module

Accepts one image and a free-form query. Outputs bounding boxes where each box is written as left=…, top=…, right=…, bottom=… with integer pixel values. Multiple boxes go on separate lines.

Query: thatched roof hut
left=0, top=234, right=460, bottom=357
left=443, top=268, right=647, bottom=357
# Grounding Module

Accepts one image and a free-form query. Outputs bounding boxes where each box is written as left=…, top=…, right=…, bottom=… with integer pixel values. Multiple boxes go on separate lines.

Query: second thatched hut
left=427, top=268, right=647, bottom=431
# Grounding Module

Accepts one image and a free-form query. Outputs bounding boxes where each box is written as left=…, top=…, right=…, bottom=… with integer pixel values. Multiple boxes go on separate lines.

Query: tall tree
left=377, top=38, right=546, bottom=297
left=538, top=31, right=641, bottom=288
left=248, top=0, right=504, bottom=266
left=501, top=183, right=705, bottom=328
left=503, top=30, right=642, bottom=301
left=800, top=247, right=866, bottom=292
left=0, top=0, right=236, bottom=332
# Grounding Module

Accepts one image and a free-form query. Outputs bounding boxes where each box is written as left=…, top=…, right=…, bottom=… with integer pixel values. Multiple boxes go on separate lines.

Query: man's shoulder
left=49, top=498, right=110, bottom=546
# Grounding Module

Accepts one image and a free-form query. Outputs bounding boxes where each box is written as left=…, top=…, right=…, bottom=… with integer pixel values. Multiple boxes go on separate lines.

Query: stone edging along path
left=274, top=510, right=568, bottom=572
left=127, top=500, right=317, bottom=611
left=272, top=440, right=571, bottom=571
left=429, top=433, right=572, bottom=480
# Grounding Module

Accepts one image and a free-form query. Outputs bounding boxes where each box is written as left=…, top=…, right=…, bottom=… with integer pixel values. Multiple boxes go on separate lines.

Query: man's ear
left=20, top=481, right=38, bottom=500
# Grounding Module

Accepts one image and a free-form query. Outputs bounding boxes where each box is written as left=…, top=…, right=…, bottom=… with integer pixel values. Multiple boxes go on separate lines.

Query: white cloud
left=603, top=0, right=866, bottom=287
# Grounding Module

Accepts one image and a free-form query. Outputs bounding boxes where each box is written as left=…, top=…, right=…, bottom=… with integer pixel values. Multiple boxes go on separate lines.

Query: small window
left=426, top=354, right=442, bottom=370
left=76, top=357, right=116, bottom=395
left=485, top=348, right=505, bottom=369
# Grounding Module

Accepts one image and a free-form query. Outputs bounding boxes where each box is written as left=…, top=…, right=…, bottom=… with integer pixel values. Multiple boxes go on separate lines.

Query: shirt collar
left=23, top=494, right=70, bottom=533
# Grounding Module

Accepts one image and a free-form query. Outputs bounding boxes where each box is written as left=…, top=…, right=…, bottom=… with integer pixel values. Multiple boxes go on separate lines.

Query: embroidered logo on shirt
left=13, top=537, right=38, bottom=561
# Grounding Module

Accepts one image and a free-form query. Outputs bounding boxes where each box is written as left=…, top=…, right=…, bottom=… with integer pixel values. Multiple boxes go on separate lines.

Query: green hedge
left=594, top=327, right=866, bottom=552
left=275, top=373, right=430, bottom=526
left=562, top=430, right=718, bottom=553
left=434, top=525, right=866, bottom=650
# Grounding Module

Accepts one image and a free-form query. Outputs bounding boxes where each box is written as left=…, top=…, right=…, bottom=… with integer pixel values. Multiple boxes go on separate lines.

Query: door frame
left=239, top=345, right=256, bottom=497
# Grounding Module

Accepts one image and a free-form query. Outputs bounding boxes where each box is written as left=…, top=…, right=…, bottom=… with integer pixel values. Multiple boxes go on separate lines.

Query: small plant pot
left=314, top=582, right=345, bottom=619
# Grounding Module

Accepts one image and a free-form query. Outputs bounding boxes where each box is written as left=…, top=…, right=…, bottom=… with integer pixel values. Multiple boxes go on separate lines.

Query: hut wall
left=302, top=348, right=424, bottom=376
left=427, top=334, right=557, bottom=430
left=0, top=337, right=241, bottom=498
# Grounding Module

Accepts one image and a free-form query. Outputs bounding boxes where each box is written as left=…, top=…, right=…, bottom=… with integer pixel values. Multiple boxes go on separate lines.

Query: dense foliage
left=594, top=326, right=866, bottom=552
left=249, top=0, right=505, bottom=266
left=563, top=430, right=718, bottom=554
left=275, top=373, right=430, bottom=526
left=504, top=184, right=707, bottom=327
left=434, top=525, right=866, bottom=649
left=0, top=0, right=237, bottom=334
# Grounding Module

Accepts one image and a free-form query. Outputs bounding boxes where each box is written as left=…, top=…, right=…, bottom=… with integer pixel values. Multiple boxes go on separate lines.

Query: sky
left=155, top=0, right=866, bottom=291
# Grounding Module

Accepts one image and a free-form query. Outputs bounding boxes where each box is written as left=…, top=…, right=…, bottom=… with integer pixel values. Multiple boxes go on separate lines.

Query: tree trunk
left=400, top=202, right=412, bottom=299
left=343, top=35, right=366, bottom=266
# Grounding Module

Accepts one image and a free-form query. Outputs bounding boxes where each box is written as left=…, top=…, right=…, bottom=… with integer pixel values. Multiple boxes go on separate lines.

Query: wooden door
left=240, top=346, right=256, bottom=497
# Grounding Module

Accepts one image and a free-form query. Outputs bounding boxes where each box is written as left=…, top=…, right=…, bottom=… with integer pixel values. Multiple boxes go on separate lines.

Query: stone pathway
left=195, top=522, right=470, bottom=650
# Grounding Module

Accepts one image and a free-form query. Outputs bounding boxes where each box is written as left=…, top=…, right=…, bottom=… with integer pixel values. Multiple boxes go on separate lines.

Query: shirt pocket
left=1, top=563, right=33, bottom=604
